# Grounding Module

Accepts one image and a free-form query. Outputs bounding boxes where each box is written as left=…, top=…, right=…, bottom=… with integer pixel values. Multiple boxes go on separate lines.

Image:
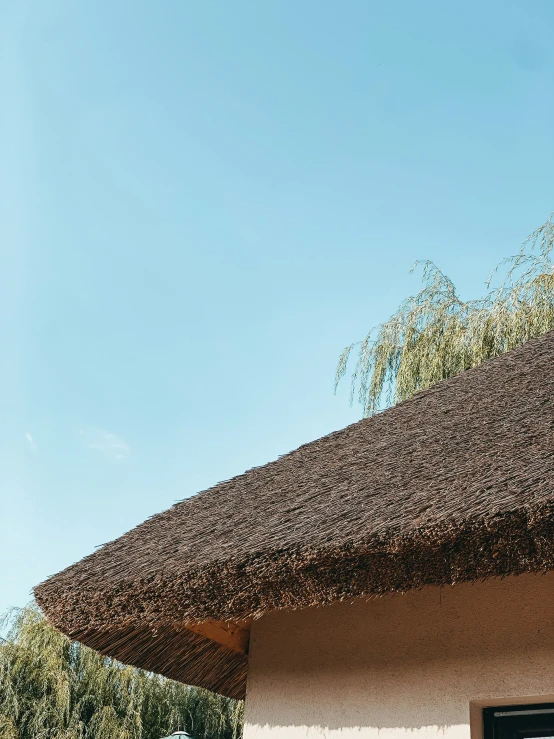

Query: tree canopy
left=0, top=605, right=243, bottom=739
left=336, top=213, right=554, bottom=416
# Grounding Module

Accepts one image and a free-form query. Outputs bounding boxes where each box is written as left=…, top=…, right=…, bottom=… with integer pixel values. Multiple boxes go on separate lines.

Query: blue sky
left=1, top=0, right=554, bottom=615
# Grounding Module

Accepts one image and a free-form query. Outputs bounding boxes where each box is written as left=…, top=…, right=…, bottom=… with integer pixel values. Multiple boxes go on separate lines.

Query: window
left=484, top=705, right=554, bottom=739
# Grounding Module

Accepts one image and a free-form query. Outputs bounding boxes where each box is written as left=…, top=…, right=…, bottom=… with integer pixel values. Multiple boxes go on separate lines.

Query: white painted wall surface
left=243, top=572, right=554, bottom=739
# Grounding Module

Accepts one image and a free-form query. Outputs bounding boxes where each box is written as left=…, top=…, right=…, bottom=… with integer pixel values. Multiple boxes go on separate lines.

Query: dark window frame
left=484, top=704, right=554, bottom=739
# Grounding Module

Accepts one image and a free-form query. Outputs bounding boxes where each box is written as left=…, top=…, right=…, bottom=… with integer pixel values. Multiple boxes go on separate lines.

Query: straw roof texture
left=35, top=331, right=554, bottom=698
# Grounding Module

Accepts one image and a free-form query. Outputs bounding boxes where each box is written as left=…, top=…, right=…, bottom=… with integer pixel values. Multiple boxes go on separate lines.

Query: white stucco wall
left=243, top=572, right=554, bottom=739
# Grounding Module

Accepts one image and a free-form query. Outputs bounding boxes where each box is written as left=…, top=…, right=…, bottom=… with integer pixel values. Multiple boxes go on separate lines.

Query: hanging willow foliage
left=0, top=605, right=243, bottom=739
left=335, top=213, right=554, bottom=417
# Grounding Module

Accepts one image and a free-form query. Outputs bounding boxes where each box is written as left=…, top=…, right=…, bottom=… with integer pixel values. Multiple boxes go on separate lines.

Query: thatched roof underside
left=36, top=331, right=554, bottom=698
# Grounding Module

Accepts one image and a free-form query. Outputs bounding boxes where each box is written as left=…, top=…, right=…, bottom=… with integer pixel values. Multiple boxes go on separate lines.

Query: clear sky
left=1, top=0, right=554, bottom=616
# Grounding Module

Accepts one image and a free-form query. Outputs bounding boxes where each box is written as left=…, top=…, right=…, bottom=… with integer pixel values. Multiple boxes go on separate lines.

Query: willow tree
left=0, top=605, right=243, bottom=739
left=335, top=213, right=554, bottom=417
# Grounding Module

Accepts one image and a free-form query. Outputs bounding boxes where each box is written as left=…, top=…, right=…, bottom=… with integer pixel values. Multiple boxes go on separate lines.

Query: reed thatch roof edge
left=34, top=331, right=554, bottom=697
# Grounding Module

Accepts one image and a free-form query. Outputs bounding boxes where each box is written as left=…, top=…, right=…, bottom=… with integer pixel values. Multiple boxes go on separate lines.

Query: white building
left=36, top=332, right=554, bottom=739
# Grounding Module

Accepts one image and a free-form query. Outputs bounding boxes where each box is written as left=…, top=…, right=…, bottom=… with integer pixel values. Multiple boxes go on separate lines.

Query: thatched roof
left=35, top=331, right=554, bottom=698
